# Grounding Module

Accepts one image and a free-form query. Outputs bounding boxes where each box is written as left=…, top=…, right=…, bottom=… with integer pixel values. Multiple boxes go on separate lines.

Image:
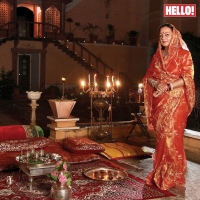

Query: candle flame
left=138, top=83, right=143, bottom=88
left=81, top=81, right=85, bottom=87
left=107, top=81, right=111, bottom=88
left=116, top=80, right=120, bottom=86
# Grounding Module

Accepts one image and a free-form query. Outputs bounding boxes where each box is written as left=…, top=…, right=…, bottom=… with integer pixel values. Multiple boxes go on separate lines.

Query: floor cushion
left=0, top=125, right=44, bottom=141
left=0, top=140, right=100, bottom=171
left=61, top=137, right=105, bottom=154
left=100, top=142, right=152, bottom=160
left=0, top=137, right=50, bottom=152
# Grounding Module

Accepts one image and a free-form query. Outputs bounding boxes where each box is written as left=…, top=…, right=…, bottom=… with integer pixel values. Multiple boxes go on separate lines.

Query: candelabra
left=81, top=74, right=120, bottom=142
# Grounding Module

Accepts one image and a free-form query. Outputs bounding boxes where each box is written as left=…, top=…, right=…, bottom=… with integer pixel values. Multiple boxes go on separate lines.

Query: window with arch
left=45, top=5, right=60, bottom=32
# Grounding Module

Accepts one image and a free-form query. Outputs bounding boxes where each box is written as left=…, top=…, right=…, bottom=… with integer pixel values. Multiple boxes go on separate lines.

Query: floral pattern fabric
left=61, top=137, right=105, bottom=153
left=0, top=160, right=175, bottom=199
left=143, top=24, right=195, bottom=190
left=0, top=137, right=50, bottom=152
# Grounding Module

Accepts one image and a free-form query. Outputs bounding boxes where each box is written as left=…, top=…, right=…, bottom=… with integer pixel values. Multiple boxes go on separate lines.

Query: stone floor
left=0, top=99, right=200, bottom=200
left=116, top=155, right=200, bottom=200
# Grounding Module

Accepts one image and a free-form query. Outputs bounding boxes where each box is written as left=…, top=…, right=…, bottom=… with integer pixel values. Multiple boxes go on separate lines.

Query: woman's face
left=159, top=26, right=173, bottom=48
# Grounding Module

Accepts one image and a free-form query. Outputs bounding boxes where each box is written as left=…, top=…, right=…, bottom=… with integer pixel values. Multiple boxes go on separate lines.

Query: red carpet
left=0, top=160, right=175, bottom=200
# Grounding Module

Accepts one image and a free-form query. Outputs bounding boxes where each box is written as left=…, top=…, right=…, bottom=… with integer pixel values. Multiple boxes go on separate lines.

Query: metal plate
left=16, top=153, right=62, bottom=167
left=83, top=167, right=128, bottom=181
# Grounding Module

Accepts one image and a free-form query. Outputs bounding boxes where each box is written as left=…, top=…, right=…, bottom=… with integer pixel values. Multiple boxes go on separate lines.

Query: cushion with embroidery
left=0, top=125, right=44, bottom=141
left=100, top=142, right=152, bottom=160
left=0, top=137, right=50, bottom=152
left=61, top=137, right=105, bottom=154
left=43, top=141, right=101, bottom=164
left=0, top=141, right=100, bottom=171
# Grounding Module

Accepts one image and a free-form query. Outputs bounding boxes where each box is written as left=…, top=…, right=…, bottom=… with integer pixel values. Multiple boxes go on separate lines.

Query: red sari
left=143, top=25, right=195, bottom=190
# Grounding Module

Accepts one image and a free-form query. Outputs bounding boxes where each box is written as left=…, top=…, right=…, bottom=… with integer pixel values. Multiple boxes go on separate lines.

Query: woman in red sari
left=143, top=23, right=195, bottom=190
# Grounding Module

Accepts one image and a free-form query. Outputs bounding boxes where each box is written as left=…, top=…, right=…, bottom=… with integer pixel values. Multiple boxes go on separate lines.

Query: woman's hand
left=153, top=90, right=163, bottom=97
left=155, top=82, right=168, bottom=92
left=153, top=83, right=169, bottom=97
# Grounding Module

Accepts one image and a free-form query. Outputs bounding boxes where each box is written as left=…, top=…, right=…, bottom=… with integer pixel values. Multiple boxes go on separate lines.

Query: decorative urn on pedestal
left=26, top=91, right=42, bottom=125
left=48, top=77, right=76, bottom=119
left=48, top=99, right=76, bottom=118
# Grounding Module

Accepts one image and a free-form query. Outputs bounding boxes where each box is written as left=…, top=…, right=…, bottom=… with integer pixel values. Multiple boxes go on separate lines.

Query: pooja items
left=50, top=182, right=71, bottom=200
left=48, top=161, right=72, bottom=200
left=16, top=148, right=62, bottom=192
left=16, top=149, right=61, bottom=165
left=83, top=167, right=127, bottom=181
left=6, top=176, right=13, bottom=185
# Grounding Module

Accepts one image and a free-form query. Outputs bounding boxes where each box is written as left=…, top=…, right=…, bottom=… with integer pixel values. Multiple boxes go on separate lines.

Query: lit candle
left=88, top=74, right=90, bottom=83
left=81, top=80, right=85, bottom=87
left=107, top=81, right=111, bottom=88
left=62, top=77, right=66, bottom=82
left=94, top=74, right=96, bottom=83
left=138, top=83, right=143, bottom=93
left=116, top=80, right=120, bottom=87
left=138, top=83, right=143, bottom=89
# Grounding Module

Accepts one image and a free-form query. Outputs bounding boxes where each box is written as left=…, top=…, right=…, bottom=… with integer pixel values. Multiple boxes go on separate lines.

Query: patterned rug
left=0, top=160, right=175, bottom=200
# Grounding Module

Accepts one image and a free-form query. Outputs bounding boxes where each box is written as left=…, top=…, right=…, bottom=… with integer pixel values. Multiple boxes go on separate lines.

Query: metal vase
left=50, top=182, right=71, bottom=200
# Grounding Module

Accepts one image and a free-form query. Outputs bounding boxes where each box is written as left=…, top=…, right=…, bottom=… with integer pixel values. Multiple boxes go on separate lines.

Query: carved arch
left=45, top=5, right=60, bottom=32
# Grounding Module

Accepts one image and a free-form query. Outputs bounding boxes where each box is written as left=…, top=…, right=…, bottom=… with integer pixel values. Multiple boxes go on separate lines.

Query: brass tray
left=83, top=167, right=128, bottom=181
left=16, top=153, right=61, bottom=167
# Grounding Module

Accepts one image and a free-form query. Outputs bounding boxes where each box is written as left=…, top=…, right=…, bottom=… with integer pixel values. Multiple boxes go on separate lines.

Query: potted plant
left=66, top=18, right=80, bottom=40
left=80, top=23, right=102, bottom=43
left=127, top=30, right=140, bottom=45
left=107, top=24, right=116, bottom=44
left=48, top=98, right=76, bottom=118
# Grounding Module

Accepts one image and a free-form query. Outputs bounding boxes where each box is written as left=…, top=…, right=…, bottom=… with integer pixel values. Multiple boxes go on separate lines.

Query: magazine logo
left=164, top=4, right=196, bottom=17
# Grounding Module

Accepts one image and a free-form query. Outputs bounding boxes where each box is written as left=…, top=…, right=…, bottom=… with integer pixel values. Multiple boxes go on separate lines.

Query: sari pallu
left=143, top=43, right=195, bottom=189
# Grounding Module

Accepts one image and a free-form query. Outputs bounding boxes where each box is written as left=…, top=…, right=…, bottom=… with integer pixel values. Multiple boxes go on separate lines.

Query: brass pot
left=50, top=182, right=71, bottom=200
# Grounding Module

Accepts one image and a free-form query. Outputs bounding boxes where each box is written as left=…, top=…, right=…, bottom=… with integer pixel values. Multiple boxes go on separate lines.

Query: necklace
left=162, top=50, right=168, bottom=58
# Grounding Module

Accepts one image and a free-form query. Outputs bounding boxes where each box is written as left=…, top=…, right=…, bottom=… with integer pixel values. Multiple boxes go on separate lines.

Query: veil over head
left=157, top=23, right=189, bottom=59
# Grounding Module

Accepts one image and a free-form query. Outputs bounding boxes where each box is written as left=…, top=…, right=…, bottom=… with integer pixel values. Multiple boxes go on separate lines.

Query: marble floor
left=116, top=147, right=200, bottom=200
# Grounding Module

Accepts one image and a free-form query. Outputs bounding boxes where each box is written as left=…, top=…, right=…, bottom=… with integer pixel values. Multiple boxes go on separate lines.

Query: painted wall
left=0, top=40, right=148, bottom=91
left=65, top=0, right=148, bottom=46
left=0, top=42, right=13, bottom=71
left=45, top=42, right=149, bottom=87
